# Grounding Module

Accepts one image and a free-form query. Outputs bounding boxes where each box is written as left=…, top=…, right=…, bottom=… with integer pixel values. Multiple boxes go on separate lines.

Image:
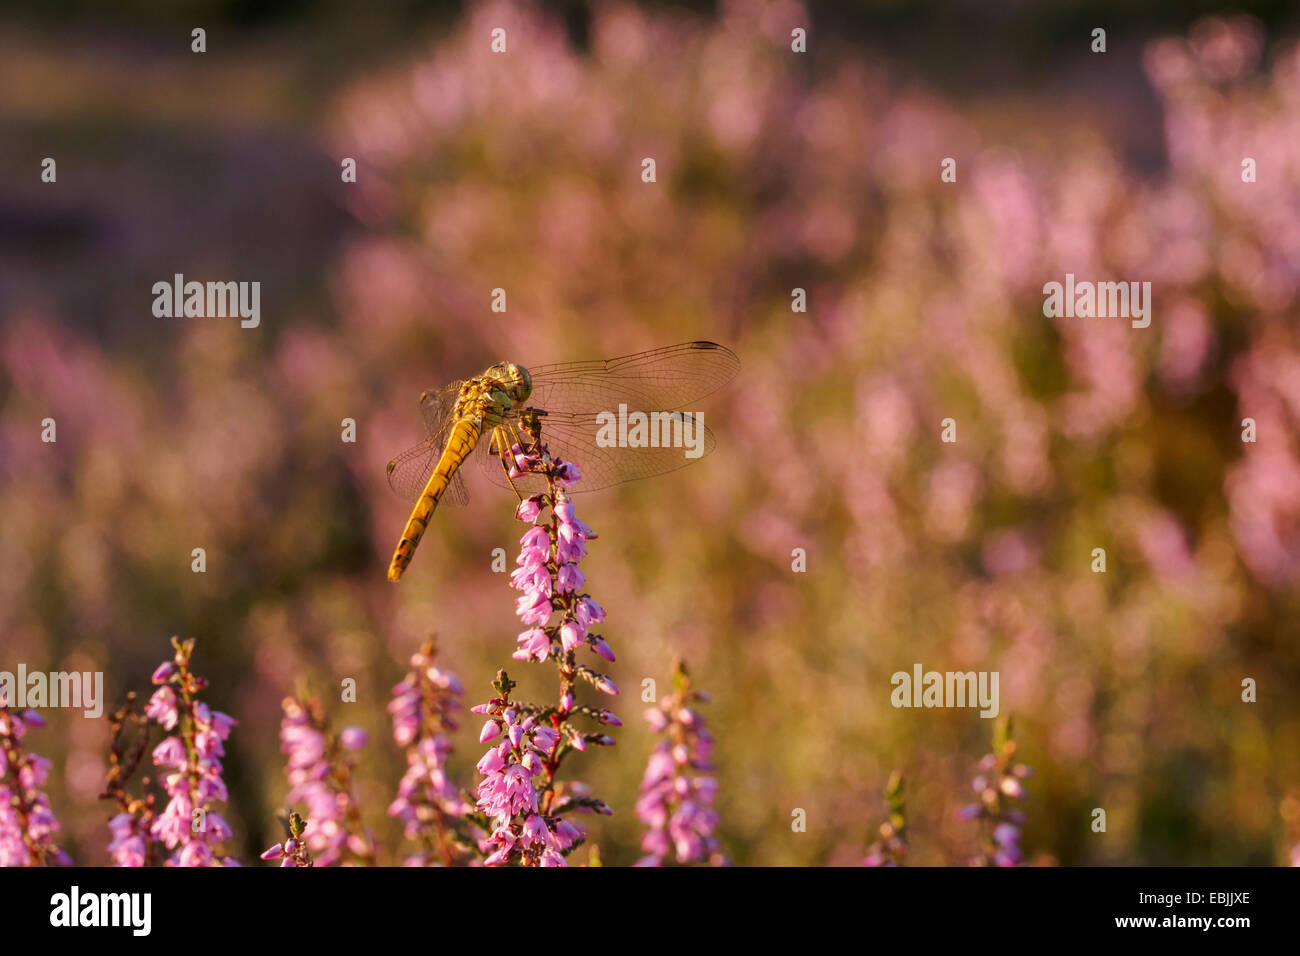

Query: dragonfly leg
left=506, top=419, right=531, bottom=457
left=493, top=426, right=525, bottom=502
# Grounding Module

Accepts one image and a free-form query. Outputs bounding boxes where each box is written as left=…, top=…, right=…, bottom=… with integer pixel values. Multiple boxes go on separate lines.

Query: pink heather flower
left=575, top=596, right=606, bottom=627
left=522, top=813, right=549, bottom=845
left=557, top=539, right=586, bottom=565
left=279, top=696, right=376, bottom=866
left=532, top=726, right=560, bottom=754
left=204, top=812, right=234, bottom=843
left=554, top=496, right=595, bottom=536
left=555, top=497, right=596, bottom=564
left=550, top=500, right=575, bottom=525
left=515, top=590, right=553, bottom=626
left=591, top=674, right=619, bottom=696
left=387, top=640, right=473, bottom=866
left=20, top=754, right=50, bottom=789
left=477, top=753, right=540, bottom=823
left=476, top=745, right=505, bottom=775
left=515, top=495, right=544, bottom=522
left=144, top=686, right=178, bottom=730
left=635, top=660, right=726, bottom=866
left=520, top=525, right=550, bottom=553
left=152, top=793, right=192, bottom=848
left=0, top=705, right=71, bottom=866
left=556, top=563, right=586, bottom=594
left=151, top=736, right=188, bottom=770
left=513, top=627, right=551, bottom=663
left=554, top=819, right=584, bottom=848
left=510, top=563, right=551, bottom=595
left=178, top=840, right=213, bottom=867
left=142, top=638, right=239, bottom=866
left=107, top=813, right=148, bottom=867
left=559, top=620, right=585, bottom=652
left=151, top=662, right=177, bottom=684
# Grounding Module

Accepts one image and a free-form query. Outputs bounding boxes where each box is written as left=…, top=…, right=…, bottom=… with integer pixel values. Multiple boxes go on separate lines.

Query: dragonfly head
left=488, top=361, right=532, bottom=405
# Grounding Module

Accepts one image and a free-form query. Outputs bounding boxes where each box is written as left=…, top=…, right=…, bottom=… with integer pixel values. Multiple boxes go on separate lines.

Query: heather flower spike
left=0, top=696, right=72, bottom=866
left=279, top=694, right=376, bottom=866
left=475, top=413, right=614, bottom=867
left=143, top=637, right=239, bottom=866
left=388, top=638, right=475, bottom=866
left=635, top=659, right=727, bottom=866
left=261, top=811, right=314, bottom=867
left=863, top=771, right=909, bottom=867
left=960, top=716, right=1032, bottom=867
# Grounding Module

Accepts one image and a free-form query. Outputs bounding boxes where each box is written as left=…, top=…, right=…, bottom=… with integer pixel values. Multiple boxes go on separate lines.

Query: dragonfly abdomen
left=387, top=416, right=483, bottom=581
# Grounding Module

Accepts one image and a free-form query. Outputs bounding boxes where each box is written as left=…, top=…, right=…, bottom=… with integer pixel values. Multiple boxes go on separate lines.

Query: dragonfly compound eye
left=501, top=362, right=531, bottom=403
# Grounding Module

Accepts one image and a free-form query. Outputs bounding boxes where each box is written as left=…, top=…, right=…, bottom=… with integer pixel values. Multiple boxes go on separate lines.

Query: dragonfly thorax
left=454, top=367, right=529, bottom=429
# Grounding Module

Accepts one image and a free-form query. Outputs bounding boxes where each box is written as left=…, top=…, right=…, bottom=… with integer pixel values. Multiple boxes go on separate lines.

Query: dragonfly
left=385, top=340, right=740, bottom=581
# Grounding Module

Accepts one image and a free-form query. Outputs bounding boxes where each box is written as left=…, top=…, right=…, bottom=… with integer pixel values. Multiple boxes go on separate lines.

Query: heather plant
left=960, top=719, right=1033, bottom=867
left=0, top=700, right=70, bottom=866
left=101, top=693, right=160, bottom=867
left=142, top=638, right=240, bottom=867
left=388, top=639, right=476, bottom=866
left=279, top=694, right=376, bottom=865
left=635, top=659, right=725, bottom=866
left=863, top=771, right=909, bottom=867
left=471, top=419, right=617, bottom=866
left=260, top=811, right=315, bottom=867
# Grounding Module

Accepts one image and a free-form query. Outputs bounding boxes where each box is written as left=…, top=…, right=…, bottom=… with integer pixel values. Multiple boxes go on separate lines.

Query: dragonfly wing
left=478, top=410, right=717, bottom=494
left=386, top=381, right=471, bottom=507
left=420, top=382, right=464, bottom=439
left=387, top=440, right=439, bottom=502
left=524, top=341, right=739, bottom=415
left=385, top=440, right=471, bottom=506
left=403, top=343, right=737, bottom=503
left=445, top=464, right=470, bottom=507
